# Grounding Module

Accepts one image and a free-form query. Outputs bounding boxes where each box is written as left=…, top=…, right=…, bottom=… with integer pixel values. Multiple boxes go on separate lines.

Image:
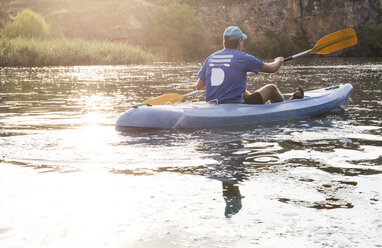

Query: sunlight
left=63, top=93, right=112, bottom=166
left=0, top=166, right=146, bottom=247
left=82, top=94, right=105, bottom=123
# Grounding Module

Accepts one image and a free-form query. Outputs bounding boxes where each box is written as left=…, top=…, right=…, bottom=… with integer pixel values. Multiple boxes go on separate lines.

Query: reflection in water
left=114, top=121, right=382, bottom=215
left=114, top=117, right=382, bottom=214
left=276, top=180, right=357, bottom=210
left=222, top=182, right=244, bottom=218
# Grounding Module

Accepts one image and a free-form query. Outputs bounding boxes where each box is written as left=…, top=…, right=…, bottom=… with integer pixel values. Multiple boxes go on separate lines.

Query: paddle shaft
left=133, top=90, right=201, bottom=108
left=284, top=50, right=311, bottom=62
left=186, top=90, right=200, bottom=97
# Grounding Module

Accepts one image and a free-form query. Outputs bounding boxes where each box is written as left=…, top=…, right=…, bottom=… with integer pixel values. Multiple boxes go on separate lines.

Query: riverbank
left=2, top=0, right=381, bottom=57
left=0, top=38, right=157, bottom=67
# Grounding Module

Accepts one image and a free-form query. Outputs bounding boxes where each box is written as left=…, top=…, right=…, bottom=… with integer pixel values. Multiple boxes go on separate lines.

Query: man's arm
left=260, top=57, right=284, bottom=73
left=196, top=78, right=205, bottom=90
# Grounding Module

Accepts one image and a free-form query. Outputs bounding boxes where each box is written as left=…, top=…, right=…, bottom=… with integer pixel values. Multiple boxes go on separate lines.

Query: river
left=1, top=58, right=382, bottom=247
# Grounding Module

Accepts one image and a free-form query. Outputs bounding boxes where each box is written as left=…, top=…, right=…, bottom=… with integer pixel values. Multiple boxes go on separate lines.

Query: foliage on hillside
left=245, top=33, right=295, bottom=59
left=364, top=23, right=382, bottom=56
left=1, top=9, right=50, bottom=39
left=148, top=2, right=209, bottom=60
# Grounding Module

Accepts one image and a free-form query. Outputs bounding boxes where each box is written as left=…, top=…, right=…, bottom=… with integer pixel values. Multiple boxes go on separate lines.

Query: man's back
left=198, top=49, right=264, bottom=104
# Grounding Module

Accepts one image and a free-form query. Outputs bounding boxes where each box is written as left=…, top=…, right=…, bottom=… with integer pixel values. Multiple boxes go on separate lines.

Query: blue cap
left=223, top=26, right=248, bottom=41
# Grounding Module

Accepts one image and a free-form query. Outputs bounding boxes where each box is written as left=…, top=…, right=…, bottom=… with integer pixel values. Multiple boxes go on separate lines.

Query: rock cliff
left=190, top=0, right=381, bottom=46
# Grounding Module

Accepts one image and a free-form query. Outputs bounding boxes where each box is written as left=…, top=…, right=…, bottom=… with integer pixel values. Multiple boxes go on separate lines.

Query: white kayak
left=116, top=84, right=353, bottom=129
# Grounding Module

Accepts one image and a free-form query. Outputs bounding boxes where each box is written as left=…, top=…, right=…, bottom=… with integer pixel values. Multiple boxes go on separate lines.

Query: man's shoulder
left=205, top=49, right=262, bottom=65
left=236, top=50, right=254, bottom=58
left=210, top=49, right=227, bottom=56
left=222, top=50, right=256, bottom=60
left=210, top=49, right=249, bottom=60
left=236, top=51, right=262, bottom=63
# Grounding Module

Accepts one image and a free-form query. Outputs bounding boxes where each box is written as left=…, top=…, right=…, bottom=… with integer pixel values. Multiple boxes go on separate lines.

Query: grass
left=0, top=38, right=157, bottom=66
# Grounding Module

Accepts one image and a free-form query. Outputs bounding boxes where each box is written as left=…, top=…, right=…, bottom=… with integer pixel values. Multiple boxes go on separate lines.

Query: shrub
left=364, top=23, right=382, bottom=56
left=245, top=32, right=294, bottom=59
left=149, top=2, right=209, bottom=60
left=1, top=9, right=50, bottom=39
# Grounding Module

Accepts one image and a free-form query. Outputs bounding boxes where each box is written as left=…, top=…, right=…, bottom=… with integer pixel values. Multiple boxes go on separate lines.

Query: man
left=196, top=26, right=302, bottom=104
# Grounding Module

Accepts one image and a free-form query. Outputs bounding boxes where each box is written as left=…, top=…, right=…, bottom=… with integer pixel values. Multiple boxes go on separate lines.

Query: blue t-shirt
left=198, top=49, right=264, bottom=104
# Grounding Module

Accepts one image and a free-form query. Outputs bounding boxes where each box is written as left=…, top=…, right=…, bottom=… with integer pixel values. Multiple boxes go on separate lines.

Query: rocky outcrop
left=188, top=0, right=381, bottom=44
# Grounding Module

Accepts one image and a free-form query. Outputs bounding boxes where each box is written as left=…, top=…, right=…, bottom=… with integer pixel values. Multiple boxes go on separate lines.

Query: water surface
left=1, top=58, right=382, bottom=247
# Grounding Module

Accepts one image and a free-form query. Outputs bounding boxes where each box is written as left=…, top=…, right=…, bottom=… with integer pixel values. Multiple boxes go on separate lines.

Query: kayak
left=116, top=84, right=353, bottom=129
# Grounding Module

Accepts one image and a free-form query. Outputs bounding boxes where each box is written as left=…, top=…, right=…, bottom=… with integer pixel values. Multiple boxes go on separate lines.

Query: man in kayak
left=196, top=26, right=303, bottom=104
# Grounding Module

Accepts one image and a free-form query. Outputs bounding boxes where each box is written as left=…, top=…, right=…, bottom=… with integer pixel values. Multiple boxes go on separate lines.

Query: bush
left=364, top=23, right=382, bottom=56
left=1, top=9, right=50, bottom=39
left=245, top=32, right=294, bottom=59
left=149, top=2, right=209, bottom=60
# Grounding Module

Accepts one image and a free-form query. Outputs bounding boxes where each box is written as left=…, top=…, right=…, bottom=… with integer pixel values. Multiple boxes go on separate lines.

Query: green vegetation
left=1, top=4, right=381, bottom=65
left=245, top=33, right=294, bottom=59
left=148, top=2, right=209, bottom=60
left=0, top=38, right=156, bottom=66
left=364, top=23, right=382, bottom=56
left=0, top=9, right=156, bottom=66
left=1, top=9, right=50, bottom=39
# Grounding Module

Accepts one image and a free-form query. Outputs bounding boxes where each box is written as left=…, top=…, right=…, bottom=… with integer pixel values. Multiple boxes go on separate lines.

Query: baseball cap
left=223, top=26, right=248, bottom=41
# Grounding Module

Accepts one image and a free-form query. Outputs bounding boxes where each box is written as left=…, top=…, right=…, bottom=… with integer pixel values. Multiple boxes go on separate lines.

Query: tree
left=150, top=2, right=209, bottom=60
left=1, top=9, right=50, bottom=39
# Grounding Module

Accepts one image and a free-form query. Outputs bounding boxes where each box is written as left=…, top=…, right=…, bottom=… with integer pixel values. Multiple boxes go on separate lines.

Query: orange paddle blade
left=144, top=93, right=187, bottom=105
left=310, top=28, right=358, bottom=54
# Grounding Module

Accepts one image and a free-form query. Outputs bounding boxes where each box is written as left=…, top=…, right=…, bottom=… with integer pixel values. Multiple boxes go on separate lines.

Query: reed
left=0, top=38, right=157, bottom=67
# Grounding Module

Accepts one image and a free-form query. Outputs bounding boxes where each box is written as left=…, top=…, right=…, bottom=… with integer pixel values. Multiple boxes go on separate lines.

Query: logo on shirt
left=209, top=54, right=233, bottom=68
left=209, top=54, right=233, bottom=86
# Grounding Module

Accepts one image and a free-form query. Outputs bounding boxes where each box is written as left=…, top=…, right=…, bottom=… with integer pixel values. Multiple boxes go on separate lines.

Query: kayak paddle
left=133, top=90, right=200, bottom=107
left=285, top=28, right=358, bottom=61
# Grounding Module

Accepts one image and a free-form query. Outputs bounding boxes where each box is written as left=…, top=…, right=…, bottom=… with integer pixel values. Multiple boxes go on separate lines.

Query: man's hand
left=260, top=57, right=284, bottom=73
left=196, top=78, right=205, bottom=90
left=274, top=57, right=284, bottom=63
